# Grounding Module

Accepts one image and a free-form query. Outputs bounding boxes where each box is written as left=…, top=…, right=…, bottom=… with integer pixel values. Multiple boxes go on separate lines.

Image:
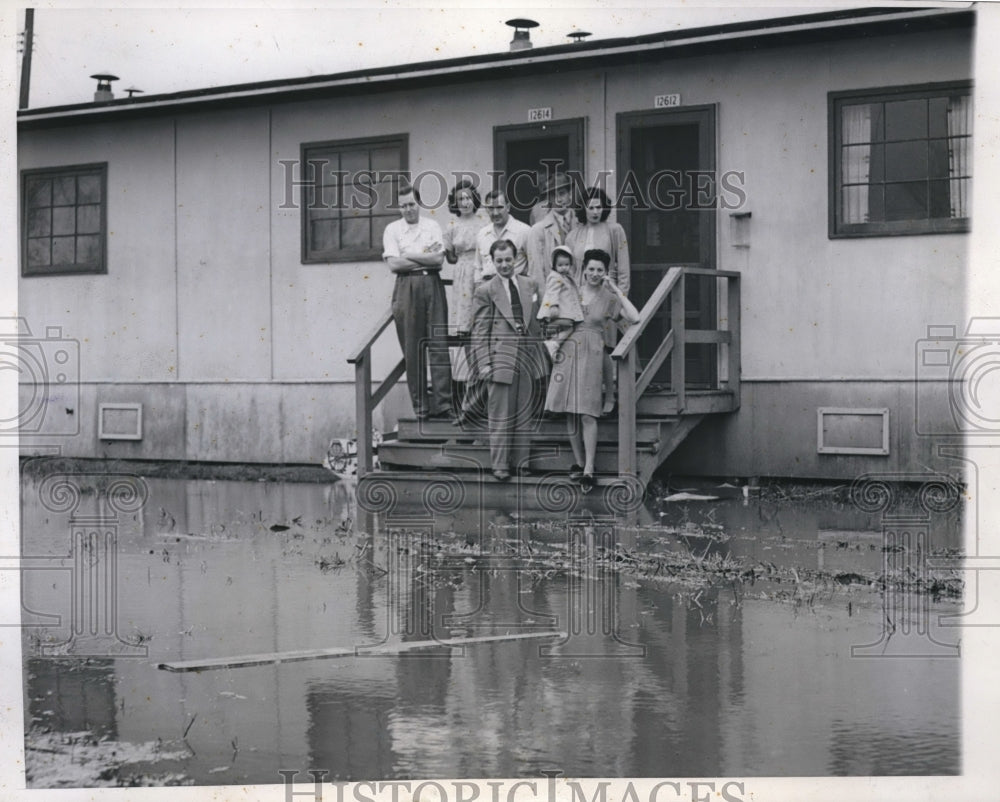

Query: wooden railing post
left=671, top=272, right=686, bottom=414
left=618, top=347, right=638, bottom=478
left=727, top=274, right=741, bottom=409
left=347, top=309, right=400, bottom=479
left=355, top=352, right=373, bottom=477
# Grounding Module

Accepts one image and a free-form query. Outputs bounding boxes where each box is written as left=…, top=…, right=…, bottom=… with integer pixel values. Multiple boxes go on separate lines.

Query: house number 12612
left=654, top=94, right=681, bottom=108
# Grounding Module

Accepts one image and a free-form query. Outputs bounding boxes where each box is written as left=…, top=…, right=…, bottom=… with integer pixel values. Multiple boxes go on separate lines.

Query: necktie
left=508, top=279, right=524, bottom=329
left=556, top=211, right=570, bottom=241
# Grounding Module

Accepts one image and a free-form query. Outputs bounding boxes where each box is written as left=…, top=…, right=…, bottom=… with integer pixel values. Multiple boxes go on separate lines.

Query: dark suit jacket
left=471, top=275, right=549, bottom=385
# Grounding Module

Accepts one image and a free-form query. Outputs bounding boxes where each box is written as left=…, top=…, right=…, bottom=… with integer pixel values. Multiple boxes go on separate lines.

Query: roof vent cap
left=506, top=19, right=538, bottom=52
left=90, top=72, right=119, bottom=103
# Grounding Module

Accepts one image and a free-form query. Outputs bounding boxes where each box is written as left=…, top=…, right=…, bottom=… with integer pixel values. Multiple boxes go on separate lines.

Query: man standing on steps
left=475, top=190, right=531, bottom=280
left=458, top=190, right=532, bottom=425
left=524, top=171, right=577, bottom=288
left=382, top=183, right=453, bottom=420
left=471, top=240, right=548, bottom=481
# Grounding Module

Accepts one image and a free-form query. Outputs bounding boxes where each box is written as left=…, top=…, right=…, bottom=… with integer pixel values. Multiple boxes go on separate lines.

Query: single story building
left=16, top=5, right=974, bottom=480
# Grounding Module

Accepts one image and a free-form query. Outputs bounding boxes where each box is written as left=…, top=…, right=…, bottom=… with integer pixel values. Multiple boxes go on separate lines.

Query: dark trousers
left=391, top=273, right=452, bottom=418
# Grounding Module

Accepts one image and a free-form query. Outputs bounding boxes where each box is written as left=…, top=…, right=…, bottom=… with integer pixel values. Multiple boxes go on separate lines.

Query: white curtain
left=947, top=95, right=971, bottom=219
left=841, top=104, right=872, bottom=224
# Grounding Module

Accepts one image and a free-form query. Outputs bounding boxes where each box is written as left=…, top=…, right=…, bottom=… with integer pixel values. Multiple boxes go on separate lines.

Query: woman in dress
left=544, top=249, right=639, bottom=492
left=442, top=180, right=487, bottom=399
left=565, top=187, right=631, bottom=414
left=565, top=187, right=630, bottom=294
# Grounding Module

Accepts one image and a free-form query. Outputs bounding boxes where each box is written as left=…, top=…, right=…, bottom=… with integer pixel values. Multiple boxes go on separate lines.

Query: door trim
left=615, top=104, right=717, bottom=270
left=493, top=117, right=586, bottom=195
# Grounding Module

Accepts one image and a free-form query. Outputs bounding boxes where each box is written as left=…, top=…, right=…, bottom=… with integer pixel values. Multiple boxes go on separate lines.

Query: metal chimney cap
left=505, top=18, right=539, bottom=30
left=124, top=86, right=144, bottom=98
left=90, top=72, right=120, bottom=83
left=567, top=31, right=592, bottom=42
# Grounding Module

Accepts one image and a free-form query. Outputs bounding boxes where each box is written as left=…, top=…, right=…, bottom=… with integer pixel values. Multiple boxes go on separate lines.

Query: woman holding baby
left=542, top=248, right=639, bottom=492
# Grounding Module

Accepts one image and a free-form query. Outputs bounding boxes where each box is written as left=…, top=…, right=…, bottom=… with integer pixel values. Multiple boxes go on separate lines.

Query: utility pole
left=19, top=9, right=34, bottom=109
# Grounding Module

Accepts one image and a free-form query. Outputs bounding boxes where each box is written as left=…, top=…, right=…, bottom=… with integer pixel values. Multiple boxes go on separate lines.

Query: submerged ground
left=18, top=466, right=963, bottom=786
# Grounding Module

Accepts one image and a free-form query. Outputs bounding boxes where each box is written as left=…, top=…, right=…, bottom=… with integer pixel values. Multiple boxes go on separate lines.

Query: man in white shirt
left=383, top=184, right=453, bottom=420
left=475, top=190, right=531, bottom=281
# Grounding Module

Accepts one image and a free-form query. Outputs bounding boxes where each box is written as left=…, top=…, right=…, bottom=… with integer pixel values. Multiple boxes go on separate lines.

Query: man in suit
left=524, top=171, right=577, bottom=288
left=457, top=189, right=532, bottom=426
left=471, top=239, right=549, bottom=481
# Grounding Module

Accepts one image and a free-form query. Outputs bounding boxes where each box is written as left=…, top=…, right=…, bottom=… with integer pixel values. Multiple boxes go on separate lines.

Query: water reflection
left=20, top=474, right=961, bottom=784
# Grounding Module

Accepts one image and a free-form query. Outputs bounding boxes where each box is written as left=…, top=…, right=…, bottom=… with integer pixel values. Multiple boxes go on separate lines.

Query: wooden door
left=616, top=106, right=717, bottom=387
left=494, top=118, right=585, bottom=224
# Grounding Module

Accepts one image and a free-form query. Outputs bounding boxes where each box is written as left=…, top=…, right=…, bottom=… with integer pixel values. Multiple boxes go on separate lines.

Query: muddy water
left=20, top=475, right=961, bottom=785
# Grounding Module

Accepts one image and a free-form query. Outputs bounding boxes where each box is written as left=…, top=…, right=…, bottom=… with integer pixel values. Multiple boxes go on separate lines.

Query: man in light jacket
left=470, top=239, right=549, bottom=481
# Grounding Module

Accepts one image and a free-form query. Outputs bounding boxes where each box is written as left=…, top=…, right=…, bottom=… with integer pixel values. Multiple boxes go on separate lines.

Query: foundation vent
left=99, top=402, right=143, bottom=440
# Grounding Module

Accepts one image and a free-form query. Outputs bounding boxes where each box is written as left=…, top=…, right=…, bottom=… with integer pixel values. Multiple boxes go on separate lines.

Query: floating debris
left=661, top=492, right=720, bottom=502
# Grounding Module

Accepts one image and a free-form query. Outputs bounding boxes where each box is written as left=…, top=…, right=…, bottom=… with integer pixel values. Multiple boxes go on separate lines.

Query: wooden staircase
left=349, top=267, right=741, bottom=492
left=378, top=393, right=732, bottom=484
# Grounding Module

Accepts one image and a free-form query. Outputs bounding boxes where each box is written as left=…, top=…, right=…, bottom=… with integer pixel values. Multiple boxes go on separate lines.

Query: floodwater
left=19, top=473, right=962, bottom=786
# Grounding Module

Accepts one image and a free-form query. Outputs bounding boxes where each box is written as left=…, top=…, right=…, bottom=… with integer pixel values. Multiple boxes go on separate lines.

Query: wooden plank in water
left=157, top=630, right=565, bottom=673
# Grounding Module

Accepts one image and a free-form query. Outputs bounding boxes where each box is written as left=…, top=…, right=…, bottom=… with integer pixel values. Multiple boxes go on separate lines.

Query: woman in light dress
left=442, top=180, right=487, bottom=396
left=565, top=187, right=631, bottom=414
left=544, top=249, right=639, bottom=492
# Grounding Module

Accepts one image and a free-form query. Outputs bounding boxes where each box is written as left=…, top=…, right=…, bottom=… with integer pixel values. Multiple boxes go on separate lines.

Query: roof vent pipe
left=91, top=72, right=119, bottom=103
left=506, top=19, right=538, bottom=52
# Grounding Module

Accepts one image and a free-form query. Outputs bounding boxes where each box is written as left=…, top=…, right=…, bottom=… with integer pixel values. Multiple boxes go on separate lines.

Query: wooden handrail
left=678, top=267, right=742, bottom=279
left=347, top=278, right=453, bottom=365
left=371, top=358, right=406, bottom=408
left=347, top=309, right=394, bottom=365
left=347, top=277, right=455, bottom=475
left=613, top=265, right=742, bottom=479
left=611, top=266, right=684, bottom=360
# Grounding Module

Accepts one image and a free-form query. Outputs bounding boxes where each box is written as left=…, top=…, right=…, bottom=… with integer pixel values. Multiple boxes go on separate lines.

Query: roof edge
left=18, top=5, right=975, bottom=126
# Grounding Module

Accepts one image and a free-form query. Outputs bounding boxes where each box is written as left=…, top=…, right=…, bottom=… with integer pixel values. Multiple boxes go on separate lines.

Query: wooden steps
left=379, top=409, right=709, bottom=481
left=380, top=440, right=626, bottom=474
left=394, top=416, right=671, bottom=445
